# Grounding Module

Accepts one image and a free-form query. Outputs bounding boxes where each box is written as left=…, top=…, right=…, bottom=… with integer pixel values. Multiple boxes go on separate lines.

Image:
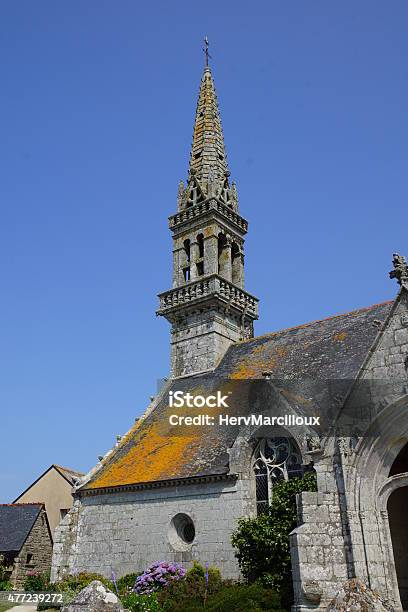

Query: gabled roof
left=81, top=300, right=393, bottom=492
left=13, top=464, right=84, bottom=503
left=0, top=504, right=43, bottom=552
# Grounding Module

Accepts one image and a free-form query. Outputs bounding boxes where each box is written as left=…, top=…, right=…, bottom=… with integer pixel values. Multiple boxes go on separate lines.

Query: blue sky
left=1, top=1, right=407, bottom=502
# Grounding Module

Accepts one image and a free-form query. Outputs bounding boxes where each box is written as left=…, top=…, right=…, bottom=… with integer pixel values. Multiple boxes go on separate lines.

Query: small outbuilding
left=0, top=503, right=53, bottom=588
left=14, top=464, right=84, bottom=534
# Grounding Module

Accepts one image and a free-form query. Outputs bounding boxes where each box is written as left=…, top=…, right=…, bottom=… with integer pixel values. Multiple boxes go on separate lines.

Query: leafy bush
left=135, top=562, right=185, bottom=595
left=0, top=564, right=11, bottom=581
left=157, top=561, right=222, bottom=609
left=55, top=571, right=113, bottom=593
left=116, top=572, right=141, bottom=596
left=160, top=582, right=284, bottom=611
left=122, top=591, right=161, bottom=611
left=0, top=579, right=13, bottom=591
left=202, top=582, right=284, bottom=611
left=231, top=472, right=317, bottom=601
left=24, top=571, right=50, bottom=592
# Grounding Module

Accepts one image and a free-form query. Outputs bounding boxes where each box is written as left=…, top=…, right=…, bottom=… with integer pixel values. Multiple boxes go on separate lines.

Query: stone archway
left=342, top=395, right=408, bottom=609
left=386, top=442, right=408, bottom=611
left=388, top=485, right=408, bottom=610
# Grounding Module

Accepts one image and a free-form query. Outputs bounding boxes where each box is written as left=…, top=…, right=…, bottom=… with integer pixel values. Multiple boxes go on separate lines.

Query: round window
left=168, top=513, right=196, bottom=550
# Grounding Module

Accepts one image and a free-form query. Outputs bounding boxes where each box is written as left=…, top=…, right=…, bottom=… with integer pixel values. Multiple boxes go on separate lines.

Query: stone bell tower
left=157, top=61, right=259, bottom=378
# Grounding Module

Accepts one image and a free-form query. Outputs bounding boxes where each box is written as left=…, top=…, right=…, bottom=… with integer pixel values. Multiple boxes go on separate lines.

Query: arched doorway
left=388, top=442, right=408, bottom=610
left=388, top=487, right=408, bottom=610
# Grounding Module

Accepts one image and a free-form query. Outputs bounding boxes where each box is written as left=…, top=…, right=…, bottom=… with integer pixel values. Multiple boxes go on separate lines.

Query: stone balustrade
left=157, top=274, right=258, bottom=318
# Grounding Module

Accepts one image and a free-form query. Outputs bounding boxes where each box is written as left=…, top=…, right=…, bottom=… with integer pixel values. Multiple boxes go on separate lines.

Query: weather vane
left=203, top=36, right=211, bottom=67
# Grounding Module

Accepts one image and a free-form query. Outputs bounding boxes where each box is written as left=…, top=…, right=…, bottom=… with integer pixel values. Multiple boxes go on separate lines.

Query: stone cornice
left=76, top=473, right=238, bottom=498
left=169, top=199, right=248, bottom=234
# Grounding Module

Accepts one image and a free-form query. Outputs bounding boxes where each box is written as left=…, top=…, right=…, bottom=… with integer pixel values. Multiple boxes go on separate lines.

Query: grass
left=0, top=604, right=15, bottom=611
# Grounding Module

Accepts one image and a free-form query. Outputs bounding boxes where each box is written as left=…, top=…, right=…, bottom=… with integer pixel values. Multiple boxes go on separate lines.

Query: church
left=51, top=60, right=408, bottom=611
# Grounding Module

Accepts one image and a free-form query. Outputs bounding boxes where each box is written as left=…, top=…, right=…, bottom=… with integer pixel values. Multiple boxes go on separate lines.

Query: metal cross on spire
left=203, top=36, right=211, bottom=67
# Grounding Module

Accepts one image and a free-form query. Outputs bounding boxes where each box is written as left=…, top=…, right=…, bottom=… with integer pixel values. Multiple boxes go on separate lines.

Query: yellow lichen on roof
left=86, top=385, right=222, bottom=490
left=88, top=424, right=199, bottom=489
left=333, top=331, right=347, bottom=342
left=230, top=343, right=288, bottom=379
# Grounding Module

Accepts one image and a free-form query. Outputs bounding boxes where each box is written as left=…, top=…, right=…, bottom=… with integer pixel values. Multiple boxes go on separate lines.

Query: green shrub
left=24, top=571, right=50, bottom=592
left=55, top=571, right=113, bottom=593
left=231, top=472, right=317, bottom=603
left=122, top=591, right=161, bottom=611
left=203, top=582, right=284, bottom=611
left=160, top=582, right=284, bottom=611
left=0, top=579, right=13, bottom=591
left=157, top=561, right=222, bottom=610
left=116, top=572, right=140, bottom=596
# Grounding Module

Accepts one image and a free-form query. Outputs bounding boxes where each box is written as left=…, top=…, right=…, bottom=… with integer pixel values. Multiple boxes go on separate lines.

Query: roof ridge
left=237, top=300, right=394, bottom=345
left=53, top=464, right=84, bottom=475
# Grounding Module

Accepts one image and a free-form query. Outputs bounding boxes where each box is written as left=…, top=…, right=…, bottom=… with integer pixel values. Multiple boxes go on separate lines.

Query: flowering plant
left=134, top=561, right=186, bottom=595
left=24, top=571, right=50, bottom=592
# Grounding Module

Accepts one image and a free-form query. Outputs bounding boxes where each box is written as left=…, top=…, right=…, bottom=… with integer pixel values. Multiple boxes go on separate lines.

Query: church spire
left=158, top=52, right=259, bottom=378
left=188, top=64, right=229, bottom=186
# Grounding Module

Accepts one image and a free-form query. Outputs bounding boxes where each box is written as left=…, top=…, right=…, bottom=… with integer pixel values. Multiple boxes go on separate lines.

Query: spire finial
left=203, top=36, right=211, bottom=68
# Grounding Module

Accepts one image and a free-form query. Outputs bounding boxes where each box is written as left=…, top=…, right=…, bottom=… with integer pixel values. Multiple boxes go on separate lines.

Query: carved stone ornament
left=389, top=252, right=408, bottom=287
left=302, top=580, right=322, bottom=604
left=306, top=436, right=322, bottom=452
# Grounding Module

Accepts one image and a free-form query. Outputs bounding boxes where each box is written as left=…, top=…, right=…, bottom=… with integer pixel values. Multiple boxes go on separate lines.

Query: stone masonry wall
left=12, top=509, right=53, bottom=589
left=52, top=477, right=253, bottom=582
left=290, top=450, right=349, bottom=611
left=290, top=289, right=408, bottom=611
left=360, top=289, right=408, bottom=381
left=171, top=310, right=243, bottom=377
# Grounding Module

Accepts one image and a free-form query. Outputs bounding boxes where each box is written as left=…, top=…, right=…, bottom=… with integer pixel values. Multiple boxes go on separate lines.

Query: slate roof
left=82, top=301, right=393, bottom=491
left=0, top=504, right=43, bottom=552
left=53, top=465, right=84, bottom=485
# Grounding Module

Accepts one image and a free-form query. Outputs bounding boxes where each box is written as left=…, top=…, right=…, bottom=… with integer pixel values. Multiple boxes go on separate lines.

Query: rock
left=61, top=580, right=124, bottom=612
left=327, top=578, right=393, bottom=611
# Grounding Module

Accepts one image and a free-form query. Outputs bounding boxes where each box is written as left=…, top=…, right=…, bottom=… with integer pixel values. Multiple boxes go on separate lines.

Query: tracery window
left=253, top=437, right=303, bottom=515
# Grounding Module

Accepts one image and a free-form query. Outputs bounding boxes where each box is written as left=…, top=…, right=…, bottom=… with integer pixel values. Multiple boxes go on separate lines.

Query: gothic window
left=183, top=239, right=191, bottom=282
left=183, top=239, right=191, bottom=263
left=231, top=242, right=241, bottom=285
left=217, top=233, right=227, bottom=276
left=253, top=437, right=303, bottom=515
left=195, top=233, right=205, bottom=277
left=197, top=233, right=204, bottom=259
